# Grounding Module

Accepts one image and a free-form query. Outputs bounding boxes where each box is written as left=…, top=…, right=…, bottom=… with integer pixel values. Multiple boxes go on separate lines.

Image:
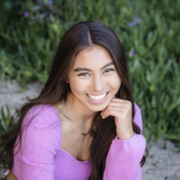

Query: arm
left=103, top=103, right=146, bottom=180
left=20, top=105, right=60, bottom=180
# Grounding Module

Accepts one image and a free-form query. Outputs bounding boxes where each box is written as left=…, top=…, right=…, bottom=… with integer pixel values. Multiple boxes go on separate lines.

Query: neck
left=60, top=92, right=96, bottom=128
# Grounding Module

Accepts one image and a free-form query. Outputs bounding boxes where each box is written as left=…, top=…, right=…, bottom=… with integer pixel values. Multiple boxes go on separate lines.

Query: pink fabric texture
left=13, top=103, right=146, bottom=180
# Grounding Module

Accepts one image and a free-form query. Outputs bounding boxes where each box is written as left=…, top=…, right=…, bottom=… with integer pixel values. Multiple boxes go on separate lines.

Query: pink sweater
left=13, top=103, right=146, bottom=180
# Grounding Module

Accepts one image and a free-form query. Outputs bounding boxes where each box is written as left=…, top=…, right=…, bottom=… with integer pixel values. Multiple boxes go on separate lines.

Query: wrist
left=117, top=131, right=134, bottom=140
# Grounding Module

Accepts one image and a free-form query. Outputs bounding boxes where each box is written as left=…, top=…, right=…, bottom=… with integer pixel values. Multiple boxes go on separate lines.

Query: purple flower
left=48, top=0, right=53, bottom=5
left=24, top=11, right=29, bottom=17
left=128, top=16, right=141, bottom=27
left=129, top=51, right=136, bottom=57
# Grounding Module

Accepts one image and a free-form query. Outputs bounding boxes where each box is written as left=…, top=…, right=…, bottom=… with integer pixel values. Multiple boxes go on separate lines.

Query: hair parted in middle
left=0, top=20, right=149, bottom=180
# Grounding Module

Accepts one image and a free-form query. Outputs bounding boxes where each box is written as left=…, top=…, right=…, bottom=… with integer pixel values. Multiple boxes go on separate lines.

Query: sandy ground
left=0, top=80, right=180, bottom=180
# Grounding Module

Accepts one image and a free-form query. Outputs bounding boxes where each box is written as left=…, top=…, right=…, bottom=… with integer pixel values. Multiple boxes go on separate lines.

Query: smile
left=86, top=92, right=108, bottom=100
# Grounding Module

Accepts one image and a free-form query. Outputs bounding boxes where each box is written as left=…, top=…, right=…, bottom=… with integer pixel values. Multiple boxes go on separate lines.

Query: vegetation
left=0, top=0, right=180, bottom=178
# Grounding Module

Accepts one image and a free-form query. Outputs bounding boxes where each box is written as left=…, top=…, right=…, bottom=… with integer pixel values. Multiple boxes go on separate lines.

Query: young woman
left=1, top=21, right=148, bottom=180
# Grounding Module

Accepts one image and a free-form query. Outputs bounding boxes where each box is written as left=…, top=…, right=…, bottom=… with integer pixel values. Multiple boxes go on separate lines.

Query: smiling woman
left=0, top=21, right=148, bottom=180
left=67, top=45, right=121, bottom=111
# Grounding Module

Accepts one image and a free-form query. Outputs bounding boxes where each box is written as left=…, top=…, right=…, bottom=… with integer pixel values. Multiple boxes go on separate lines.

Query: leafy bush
left=0, top=104, right=16, bottom=178
left=0, top=104, right=15, bottom=135
left=0, top=0, right=180, bottom=148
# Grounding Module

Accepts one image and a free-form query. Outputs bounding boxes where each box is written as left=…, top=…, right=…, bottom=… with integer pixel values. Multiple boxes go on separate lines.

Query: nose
left=91, top=74, right=105, bottom=92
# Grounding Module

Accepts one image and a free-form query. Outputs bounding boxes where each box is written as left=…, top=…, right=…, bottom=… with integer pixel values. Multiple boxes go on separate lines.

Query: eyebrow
left=74, top=62, right=114, bottom=72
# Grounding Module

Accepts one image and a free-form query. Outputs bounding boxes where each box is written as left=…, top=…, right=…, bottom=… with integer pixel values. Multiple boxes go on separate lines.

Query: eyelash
left=78, top=68, right=115, bottom=76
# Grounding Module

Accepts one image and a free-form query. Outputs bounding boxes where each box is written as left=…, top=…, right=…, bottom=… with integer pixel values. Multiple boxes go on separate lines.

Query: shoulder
left=133, top=102, right=143, bottom=134
left=18, top=105, right=62, bottom=166
left=134, top=102, right=141, bottom=114
left=21, top=104, right=62, bottom=149
left=22, top=104, right=60, bottom=129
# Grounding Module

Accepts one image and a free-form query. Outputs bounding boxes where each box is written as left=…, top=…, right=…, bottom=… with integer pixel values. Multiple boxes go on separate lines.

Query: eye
left=78, top=68, right=115, bottom=76
left=78, top=72, right=90, bottom=76
left=104, top=68, right=115, bottom=73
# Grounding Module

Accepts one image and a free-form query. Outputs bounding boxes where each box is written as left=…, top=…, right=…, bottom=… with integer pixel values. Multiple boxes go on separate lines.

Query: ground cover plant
left=0, top=0, right=180, bottom=178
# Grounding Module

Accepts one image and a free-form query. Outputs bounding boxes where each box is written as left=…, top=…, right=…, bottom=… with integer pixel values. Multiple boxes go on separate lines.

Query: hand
left=100, top=96, right=134, bottom=140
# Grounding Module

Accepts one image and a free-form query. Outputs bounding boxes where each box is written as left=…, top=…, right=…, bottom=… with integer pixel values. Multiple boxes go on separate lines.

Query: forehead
left=73, top=45, right=113, bottom=68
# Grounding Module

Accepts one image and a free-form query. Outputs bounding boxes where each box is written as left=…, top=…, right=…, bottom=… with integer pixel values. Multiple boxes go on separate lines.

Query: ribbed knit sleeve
left=17, top=105, right=61, bottom=180
left=103, top=103, right=146, bottom=180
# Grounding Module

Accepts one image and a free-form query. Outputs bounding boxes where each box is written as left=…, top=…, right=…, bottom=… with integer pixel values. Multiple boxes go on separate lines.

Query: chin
left=88, top=103, right=109, bottom=112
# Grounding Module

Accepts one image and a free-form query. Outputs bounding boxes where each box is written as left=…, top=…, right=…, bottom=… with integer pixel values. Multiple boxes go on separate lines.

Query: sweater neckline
left=47, top=104, right=92, bottom=164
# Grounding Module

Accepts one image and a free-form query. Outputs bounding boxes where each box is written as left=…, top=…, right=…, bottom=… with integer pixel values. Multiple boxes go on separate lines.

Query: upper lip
left=86, top=92, right=109, bottom=96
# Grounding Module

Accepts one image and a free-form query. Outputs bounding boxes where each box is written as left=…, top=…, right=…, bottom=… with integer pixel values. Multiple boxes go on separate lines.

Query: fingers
left=100, top=98, right=132, bottom=118
left=109, top=100, right=131, bottom=109
left=101, top=107, right=128, bottom=119
left=101, top=109, right=122, bottom=119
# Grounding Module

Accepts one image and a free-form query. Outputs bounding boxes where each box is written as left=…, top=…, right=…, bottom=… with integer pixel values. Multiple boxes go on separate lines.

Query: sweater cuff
left=114, top=132, right=137, bottom=142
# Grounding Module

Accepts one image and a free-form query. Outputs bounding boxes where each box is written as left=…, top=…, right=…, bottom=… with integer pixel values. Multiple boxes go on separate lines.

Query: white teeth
left=88, top=93, right=107, bottom=100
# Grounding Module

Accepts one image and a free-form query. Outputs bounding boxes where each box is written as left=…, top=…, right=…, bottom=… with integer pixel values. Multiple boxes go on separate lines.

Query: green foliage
left=0, top=0, right=180, bottom=148
left=0, top=104, right=16, bottom=160
left=0, top=104, right=15, bottom=135
left=0, top=104, right=16, bottom=178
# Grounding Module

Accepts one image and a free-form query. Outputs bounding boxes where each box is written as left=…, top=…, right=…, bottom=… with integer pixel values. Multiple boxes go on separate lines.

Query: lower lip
left=86, top=92, right=109, bottom=104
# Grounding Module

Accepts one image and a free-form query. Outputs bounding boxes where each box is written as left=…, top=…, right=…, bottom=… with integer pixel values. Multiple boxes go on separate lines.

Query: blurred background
left=0, top=0, right=180, bottom=179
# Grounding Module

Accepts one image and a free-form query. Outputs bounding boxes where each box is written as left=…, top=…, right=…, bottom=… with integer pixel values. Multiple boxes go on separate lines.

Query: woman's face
left=67, top=45, right=122, bottom=112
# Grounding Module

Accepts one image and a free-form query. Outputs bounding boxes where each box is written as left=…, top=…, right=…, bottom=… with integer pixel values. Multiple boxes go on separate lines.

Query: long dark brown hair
left=0, top=21, right=148, bottom=180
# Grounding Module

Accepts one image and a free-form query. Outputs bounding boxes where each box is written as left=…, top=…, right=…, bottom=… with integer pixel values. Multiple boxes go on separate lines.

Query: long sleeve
left=103, top=103, right=146, bottom=180
left=15, top=105, right=61, bottom=180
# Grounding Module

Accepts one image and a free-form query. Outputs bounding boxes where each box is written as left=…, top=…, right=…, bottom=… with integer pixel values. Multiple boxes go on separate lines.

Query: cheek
left=109, top=74, right=121, bottom=89
left=69, top=78, right=88, bottom=94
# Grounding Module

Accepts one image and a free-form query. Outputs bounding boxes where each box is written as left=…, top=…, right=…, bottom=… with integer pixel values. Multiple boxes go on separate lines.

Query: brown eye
left=78, top=72, right=89, bottom=76
left=104, top=68, right=114, bottom=73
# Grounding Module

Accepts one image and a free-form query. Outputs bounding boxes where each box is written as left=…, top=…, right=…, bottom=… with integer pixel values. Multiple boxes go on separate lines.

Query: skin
left=65, top=45, right=121, bottom=124
left=65, top=44, right=134, bottom=139
left=101, top=97, right=134, bottom=140
left=7, top=45, right=133, bottom=179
